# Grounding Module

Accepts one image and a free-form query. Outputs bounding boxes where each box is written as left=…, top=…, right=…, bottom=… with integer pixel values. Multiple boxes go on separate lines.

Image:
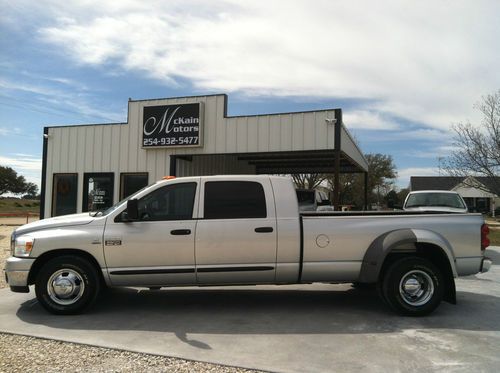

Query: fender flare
left=358, top=228, right=457, bottom=283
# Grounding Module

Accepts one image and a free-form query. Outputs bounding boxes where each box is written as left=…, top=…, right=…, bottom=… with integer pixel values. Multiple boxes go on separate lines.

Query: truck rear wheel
left=35, top=256, right=100, bottom=315
left=382, top=256, right=444, bottom=316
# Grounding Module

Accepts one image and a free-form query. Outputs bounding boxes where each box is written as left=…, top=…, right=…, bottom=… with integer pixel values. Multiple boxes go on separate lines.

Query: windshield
left=405, top=192, right=466, bottom=209
left=89, top=184, right=153, bottom=217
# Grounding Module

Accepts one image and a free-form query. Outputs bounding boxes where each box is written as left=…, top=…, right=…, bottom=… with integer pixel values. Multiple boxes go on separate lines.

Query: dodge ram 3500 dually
left=5, top=175, right=492, bottom=316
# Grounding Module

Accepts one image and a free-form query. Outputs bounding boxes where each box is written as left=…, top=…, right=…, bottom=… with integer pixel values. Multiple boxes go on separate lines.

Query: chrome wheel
left=47, top=269, right=85, bottom=306
left=399, top=270, right=434, bottom=307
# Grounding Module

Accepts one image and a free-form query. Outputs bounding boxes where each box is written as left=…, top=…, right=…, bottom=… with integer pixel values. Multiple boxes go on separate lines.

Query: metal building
left=41, top=94, right=368, bottom=218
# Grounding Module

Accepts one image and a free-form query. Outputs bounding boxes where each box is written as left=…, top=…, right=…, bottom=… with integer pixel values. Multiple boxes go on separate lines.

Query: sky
left=1, top=0, right=499, bottom=190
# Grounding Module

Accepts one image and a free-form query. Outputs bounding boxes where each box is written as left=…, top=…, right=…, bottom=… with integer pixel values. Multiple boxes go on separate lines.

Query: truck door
left=103, top=180, right=199, bottom=286
left=195, top=178, right=277, bottom=284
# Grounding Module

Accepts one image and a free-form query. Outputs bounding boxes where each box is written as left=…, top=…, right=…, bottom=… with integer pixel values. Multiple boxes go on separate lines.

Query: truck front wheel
left=382, top=256, right=444, bottom=316
left=35, top=256, right=100, bottom=315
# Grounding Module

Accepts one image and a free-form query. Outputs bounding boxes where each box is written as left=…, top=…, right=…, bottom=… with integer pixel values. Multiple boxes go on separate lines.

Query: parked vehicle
left=404, top=190, right=468, bottom=213
left=296, top=189, right=333, bottom=211
left=5, top=175, right=491, bottom=316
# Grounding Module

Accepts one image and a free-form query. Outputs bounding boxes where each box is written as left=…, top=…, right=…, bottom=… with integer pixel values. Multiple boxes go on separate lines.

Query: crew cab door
left=195, top=177, right=277, bottom=284
left=103, top=179, right=200, bottom=286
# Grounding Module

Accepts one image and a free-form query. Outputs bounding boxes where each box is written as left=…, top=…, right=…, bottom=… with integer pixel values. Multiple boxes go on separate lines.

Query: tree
left=0, top=166, right=31, bottom=196
left=397, top=188, right=410, bottom=205
left=326, top=153, right=397, bottom=208
left=23, top=182, right=39, bottom=199
left=291, top=173, right=327, bottom=189
left=445, top=90, right=500, bottom=196
left=384, top=190, right=400, bottom=208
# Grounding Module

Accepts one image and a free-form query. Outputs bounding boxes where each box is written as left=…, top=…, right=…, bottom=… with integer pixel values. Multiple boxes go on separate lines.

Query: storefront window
left=83, top=173, right=114, bottom=212
left=120, top=173, right=148, bottom=200
left=52, top=174, right=78, bottom=216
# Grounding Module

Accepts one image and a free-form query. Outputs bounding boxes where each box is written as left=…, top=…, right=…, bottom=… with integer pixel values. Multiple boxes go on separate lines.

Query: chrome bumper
left=4, top=256, right=35, bottom=292
left=480, top=257, right=492, bottom=273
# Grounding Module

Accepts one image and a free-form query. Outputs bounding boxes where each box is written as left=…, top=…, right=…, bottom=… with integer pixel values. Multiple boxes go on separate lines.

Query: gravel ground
left=0, top=225, right=260, bottom=373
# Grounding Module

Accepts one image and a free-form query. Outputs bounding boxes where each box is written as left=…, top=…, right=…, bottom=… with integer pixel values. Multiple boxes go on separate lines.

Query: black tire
left=35, top=256, right=100, bottom=315
left=381, top=256, right=444, bottom=316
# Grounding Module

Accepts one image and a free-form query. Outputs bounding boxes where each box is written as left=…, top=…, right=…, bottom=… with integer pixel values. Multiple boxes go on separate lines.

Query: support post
left=40, top=127, right=48, bottom=219
left=364, top=171, right=368, bottom=211
left=333, top=109, right=342, bottom=211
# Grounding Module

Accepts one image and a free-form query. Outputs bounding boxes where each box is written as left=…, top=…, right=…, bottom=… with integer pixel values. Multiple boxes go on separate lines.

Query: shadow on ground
left=15, top=284, right=500, bottom=341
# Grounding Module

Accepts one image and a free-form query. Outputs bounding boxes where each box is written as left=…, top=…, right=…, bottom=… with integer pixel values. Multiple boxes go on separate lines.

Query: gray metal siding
left=43, top=94, right=364, bottom=217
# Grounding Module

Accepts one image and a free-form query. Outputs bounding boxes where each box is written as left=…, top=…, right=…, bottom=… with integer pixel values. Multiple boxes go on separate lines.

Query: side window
left=137, top=182, right=196, bottom=221
left=204, top=181, right=267, bottom=219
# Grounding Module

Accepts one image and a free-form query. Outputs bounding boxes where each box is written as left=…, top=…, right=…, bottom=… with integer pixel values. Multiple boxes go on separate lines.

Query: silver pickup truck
left=5, top=175, right=492, bottom=316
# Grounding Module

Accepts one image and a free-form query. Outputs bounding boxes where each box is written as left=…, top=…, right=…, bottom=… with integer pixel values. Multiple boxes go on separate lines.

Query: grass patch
left=0, top=199, right=40, bottom=214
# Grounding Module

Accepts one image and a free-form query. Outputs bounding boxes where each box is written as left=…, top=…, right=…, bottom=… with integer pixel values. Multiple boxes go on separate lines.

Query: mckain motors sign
left=142, top=103, right=203, bottom=148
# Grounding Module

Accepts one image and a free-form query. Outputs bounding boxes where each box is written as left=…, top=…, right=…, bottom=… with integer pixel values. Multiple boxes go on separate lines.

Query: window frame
left=51, top=173, right=78, bottom=217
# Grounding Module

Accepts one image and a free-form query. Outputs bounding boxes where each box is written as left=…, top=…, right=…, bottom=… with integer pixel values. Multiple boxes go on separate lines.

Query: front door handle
left=171, top=229, right=191, bottom=235
left=255, top=227, right=274, bottom=233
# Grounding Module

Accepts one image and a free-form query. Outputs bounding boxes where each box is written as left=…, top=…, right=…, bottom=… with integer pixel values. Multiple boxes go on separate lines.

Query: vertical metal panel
left=58, top=128, right=70, bottom=172
left=315, top=111, right=328, bottom=149
left=68, top=126, right=78, bottom=171
left=76, top=127, right=86, bottom=172
left=225, top=118, right=237, bottom=153
left=236, top=117, right=247, bottom=153
left=341, top=125, right=368, bottom=171
left=43, top=94, right=366, bottom=217
left=280, top=114, right=292, bottom=150
left=303, top=112, right=315, bottom=150
left=257, top=116, right=270, bottom=152
left=326, top=110, right=336, bottom=150
left=204, top=96, right=217, bottom=154
left=269, top=115, right=281, bottom=151
left=93, top=126, right=103, bottom=170
left=292, top=113, right=303, bottom=151
left=84, top=126, right=94, bottom=171
left=247, top=116, right=259, bottom=151
left=215, top=95, right=226, bottom=153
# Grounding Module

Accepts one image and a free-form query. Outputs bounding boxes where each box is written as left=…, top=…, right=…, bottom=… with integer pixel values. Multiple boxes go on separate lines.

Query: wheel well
left=28, top=249, right=106, bottom=287
left=380, top=242, right=456, bottom=304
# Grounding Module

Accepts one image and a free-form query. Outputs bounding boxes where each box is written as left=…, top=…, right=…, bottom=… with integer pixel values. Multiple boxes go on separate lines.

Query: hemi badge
left=105, top=240, right=122, bottom=246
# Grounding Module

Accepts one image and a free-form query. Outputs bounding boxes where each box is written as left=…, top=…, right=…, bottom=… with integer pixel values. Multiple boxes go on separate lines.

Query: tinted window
left=204, top=181, right=266, bottom=219
left=52, top=174, right=78, bottom=216
left=138, top=182, right=196, bottom=221
left=120, top=173, right=148, bottom=199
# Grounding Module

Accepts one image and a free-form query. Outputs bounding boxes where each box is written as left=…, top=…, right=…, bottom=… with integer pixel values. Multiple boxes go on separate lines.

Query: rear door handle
left=170, top=229, right=191, bottom=235
left=255, top=227, right=274, bottom=233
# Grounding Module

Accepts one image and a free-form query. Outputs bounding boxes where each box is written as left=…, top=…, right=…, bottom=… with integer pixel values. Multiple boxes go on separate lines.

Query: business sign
left=142, top=103, right=203, bottom=148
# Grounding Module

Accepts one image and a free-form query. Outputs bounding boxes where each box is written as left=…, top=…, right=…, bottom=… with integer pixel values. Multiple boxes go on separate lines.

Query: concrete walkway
left=1, top=249, right=500, bottom=372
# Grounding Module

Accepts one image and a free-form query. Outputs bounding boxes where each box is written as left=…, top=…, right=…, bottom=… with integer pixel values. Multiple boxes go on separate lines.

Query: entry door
left=104, top=180, right=199, bottom=286
left=195, top=178, right=277, bottom=284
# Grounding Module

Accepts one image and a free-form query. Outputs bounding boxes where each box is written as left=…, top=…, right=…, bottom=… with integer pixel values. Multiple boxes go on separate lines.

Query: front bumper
left=480, top=257, right=492, bottom=273
left=4, top=256, right=36, bottom=292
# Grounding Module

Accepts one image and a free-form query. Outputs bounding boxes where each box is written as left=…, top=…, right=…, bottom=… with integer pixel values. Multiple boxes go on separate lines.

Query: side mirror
left=125, top=199, right=139, bottom=221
